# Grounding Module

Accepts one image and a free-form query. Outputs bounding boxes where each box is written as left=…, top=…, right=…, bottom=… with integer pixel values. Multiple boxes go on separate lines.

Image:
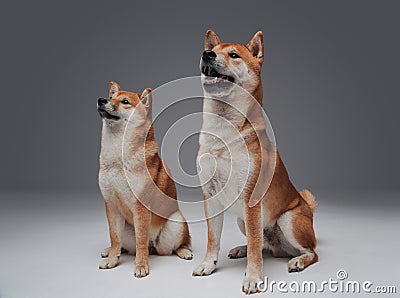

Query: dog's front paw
left=101, top=247, right=110, bottom=258
left=99, top=256, right=119, bottom=269
left=192, top=260, right=217, bottom=276
left=242, top=274, right=262, bottom=295
left=134, top=262, right=149, bottom=278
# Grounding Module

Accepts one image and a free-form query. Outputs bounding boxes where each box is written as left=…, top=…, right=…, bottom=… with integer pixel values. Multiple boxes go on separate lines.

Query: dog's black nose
left=98, top=98, right=107, bottom=106
left=202, top=50, right=217, bottom=62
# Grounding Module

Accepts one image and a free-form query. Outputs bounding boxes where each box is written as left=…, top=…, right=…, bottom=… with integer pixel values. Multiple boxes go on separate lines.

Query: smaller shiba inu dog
left=97, top=82, right=192, bottom=278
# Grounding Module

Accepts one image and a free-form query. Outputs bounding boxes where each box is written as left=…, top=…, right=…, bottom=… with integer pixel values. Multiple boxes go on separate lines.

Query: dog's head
left=200, top=30, right=264, bottom=96
left=97, top=82, right=152, bottom=125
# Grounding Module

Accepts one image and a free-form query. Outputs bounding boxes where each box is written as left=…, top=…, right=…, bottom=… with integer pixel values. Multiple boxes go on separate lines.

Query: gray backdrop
left=1, top=0, right=399, bottom=201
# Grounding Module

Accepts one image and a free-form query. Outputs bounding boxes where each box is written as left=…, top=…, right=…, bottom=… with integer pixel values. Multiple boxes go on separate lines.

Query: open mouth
left=201, top=65, right=234, bottom=84
left=97, top=108, right=120, bottom=121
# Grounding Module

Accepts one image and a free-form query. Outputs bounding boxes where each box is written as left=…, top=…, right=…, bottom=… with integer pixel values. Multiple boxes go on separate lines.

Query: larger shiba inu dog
left=192, top=30, right=318, bottom=294
left=97, top=82, right=192, bottom=278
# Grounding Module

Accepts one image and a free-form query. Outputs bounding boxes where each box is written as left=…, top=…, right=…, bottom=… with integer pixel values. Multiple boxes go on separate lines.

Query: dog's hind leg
left=101, top=223, right=135, bottom=257
left=277, top=202, right=318, bottom=273
left=100, top=247, right=129, bottom=258
left=155, top=210, right=192, bottom=260
left=228, top=217, right=247, bottom=259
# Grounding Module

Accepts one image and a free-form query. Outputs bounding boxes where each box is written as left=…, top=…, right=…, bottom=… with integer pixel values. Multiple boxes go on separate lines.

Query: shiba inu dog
left=97, top=82, right=192, bottom=278
left=192, top=30, right=318, bottom=294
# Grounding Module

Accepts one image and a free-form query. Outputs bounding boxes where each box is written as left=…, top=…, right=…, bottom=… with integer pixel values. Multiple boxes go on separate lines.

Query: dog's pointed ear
left=140, top=88, right=152, bottom=114
left=204, top=30, right=221, bottom=50
left=109, top=81, right=121, bottom=97
left=247, top=31, right=264, bottom=64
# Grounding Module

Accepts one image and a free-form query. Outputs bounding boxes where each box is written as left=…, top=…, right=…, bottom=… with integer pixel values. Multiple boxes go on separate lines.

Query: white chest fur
left=198, top=102, right=255, bottom=219
left=98, top=122, right=142, bottom=210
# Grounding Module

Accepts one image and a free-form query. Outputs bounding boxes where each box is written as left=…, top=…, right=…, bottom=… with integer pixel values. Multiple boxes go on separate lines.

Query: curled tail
left=300, top=189, right=317, bottom=212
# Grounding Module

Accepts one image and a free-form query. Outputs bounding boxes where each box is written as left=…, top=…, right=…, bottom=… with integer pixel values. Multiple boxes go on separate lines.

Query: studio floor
left=0, top=192, right=399, bottom=298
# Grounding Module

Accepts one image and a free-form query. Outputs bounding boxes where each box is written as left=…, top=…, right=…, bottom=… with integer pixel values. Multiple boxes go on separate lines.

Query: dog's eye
left=229, top=52, right=240, bottom=59
left=121, top=99, right=130, bottom=105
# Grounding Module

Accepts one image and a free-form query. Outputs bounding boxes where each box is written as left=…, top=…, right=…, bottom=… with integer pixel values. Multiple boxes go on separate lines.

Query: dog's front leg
left=99, top=201, right=125, bottom=269
left=242, top=202, right=263, bottom=294
left=133, top=200, right=151, bottom=278
left=192, top=197, right=224, bottom=276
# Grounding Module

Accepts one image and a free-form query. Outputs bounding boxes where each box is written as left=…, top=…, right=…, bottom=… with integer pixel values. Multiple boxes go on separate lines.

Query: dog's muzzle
left=97, top=98, right=120, bottom=121
left=98, top=98, right=108, bottom=106
left=202, top=50, right=217, bottom=62
left=200, top=52, right=235, bottom=84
